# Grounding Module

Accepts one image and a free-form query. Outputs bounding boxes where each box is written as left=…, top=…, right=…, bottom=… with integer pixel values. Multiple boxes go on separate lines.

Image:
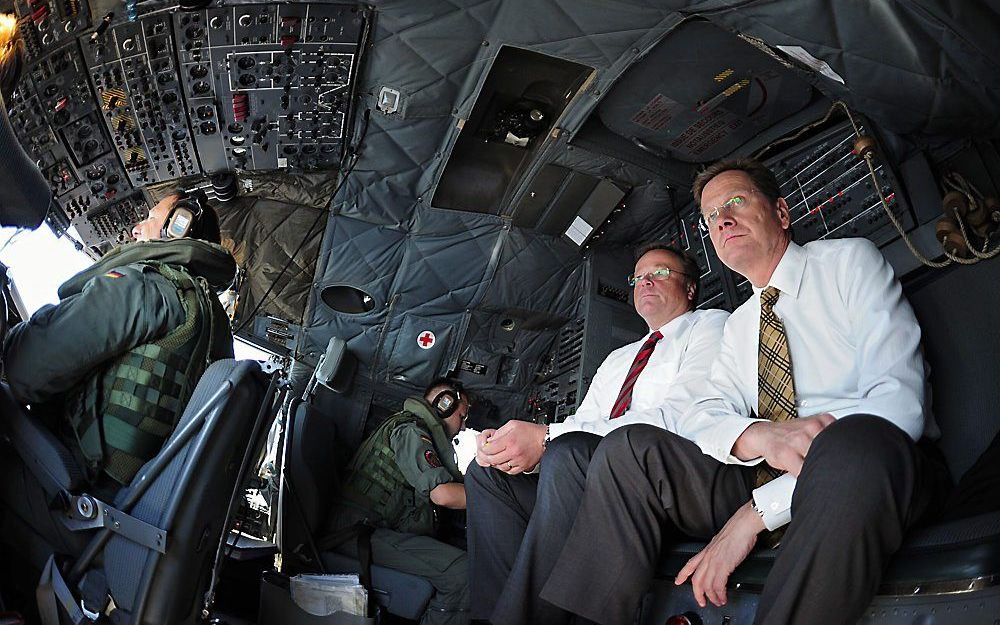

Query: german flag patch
left=104, top=270, right=124, bottom=279
left=424, top=450, right=442, bottom=468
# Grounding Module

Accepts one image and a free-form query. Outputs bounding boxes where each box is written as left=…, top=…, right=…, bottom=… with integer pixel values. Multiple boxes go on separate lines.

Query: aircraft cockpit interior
left=0, top=1, right=998, bottom=624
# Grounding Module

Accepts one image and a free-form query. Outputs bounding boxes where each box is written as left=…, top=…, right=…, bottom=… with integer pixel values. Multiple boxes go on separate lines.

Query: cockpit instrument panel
left=85, top=16, right=199, bottom=186
left=6, top=1, right=366, bottom=249
left=173, top=4, right=361, bottom=172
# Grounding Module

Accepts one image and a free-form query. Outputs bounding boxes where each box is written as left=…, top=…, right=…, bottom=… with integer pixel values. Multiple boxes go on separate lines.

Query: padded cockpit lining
left=698, top=0, right=1000, bottom=139
left=298, top=1, right=999, bottom=422
left=217, top=171, right=340, bottom=333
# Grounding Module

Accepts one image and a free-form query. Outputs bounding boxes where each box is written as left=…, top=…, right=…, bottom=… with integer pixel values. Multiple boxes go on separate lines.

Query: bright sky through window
left=0, top=225, right=271, bottom=361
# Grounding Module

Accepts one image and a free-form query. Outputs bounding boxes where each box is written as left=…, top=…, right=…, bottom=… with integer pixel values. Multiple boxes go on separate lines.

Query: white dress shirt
left=549, top=308, right=729, bottom=440
left=671, top=239, right=936, bottom=530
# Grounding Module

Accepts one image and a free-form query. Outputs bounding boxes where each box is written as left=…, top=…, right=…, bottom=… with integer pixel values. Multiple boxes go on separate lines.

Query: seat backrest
left=97, top=359, right=269, bottom=625
left=313, top=381, right=369, bottom=454
left=277, top=398, right=349, bottom=572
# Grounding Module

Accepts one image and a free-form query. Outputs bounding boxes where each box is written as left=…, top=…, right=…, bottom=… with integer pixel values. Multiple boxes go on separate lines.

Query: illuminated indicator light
left=31, top=4, right=49, bottom=23
left=232, top=92, right=250, bottom=123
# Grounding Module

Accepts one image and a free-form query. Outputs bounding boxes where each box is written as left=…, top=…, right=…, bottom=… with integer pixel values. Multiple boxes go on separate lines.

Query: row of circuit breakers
left=7, top=0, right=365, bottom=248
left=529, top=119, right=916, bottom=422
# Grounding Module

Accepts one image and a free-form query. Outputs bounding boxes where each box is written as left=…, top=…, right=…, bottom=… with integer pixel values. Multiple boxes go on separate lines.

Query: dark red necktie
left=609, top=330, right=663, bottom=418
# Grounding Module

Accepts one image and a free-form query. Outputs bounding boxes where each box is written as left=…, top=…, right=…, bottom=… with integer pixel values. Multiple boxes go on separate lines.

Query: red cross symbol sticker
left=417, top=331, right=436, bottom=350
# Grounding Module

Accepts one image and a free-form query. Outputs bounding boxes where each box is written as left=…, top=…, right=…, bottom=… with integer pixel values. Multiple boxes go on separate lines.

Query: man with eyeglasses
left=465, top=243, right=728, bottom=625
left=541, top=158, right=949, bottom=625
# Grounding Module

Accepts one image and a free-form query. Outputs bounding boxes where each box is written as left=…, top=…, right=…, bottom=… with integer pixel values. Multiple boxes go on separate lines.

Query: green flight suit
left=326, top=398, right=469, bottom=625
left=0, top=238, right=236, bottom=567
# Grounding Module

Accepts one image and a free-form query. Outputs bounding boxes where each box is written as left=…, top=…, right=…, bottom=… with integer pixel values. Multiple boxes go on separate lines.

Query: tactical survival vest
left=67, top=261, right=219, bottom=486
left=338, top=402, right=462, bottom=534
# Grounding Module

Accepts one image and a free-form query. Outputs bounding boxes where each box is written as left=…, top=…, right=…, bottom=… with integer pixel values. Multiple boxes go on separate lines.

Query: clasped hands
left=675, top=413, right=835, bottom=608
left=474, top=420, right=547, bottom=475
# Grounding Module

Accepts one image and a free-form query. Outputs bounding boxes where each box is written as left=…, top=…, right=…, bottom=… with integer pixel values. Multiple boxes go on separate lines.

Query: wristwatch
left=541, top=424, right=551, bottom=450
left=751, top=499, right=766, bottom=520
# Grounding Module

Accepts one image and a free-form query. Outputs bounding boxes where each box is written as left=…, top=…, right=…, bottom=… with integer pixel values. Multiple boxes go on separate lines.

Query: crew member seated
left=0, top=190, right=236, bottom=570
left=321, top=378, right=471, bottom=625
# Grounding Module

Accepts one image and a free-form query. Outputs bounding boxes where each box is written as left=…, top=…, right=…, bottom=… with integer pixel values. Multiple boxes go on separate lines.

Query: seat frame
left=4, top=359, right=279, bottom=625
left=277, top=394, right=435, bottom=621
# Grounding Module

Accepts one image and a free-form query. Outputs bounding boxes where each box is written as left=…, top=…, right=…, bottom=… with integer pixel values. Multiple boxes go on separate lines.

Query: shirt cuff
left=547, top=422, right=573, bottom=440
left=825, top=407, right=855, bottom=420
left=708, top=416, right=769, bottom=465
left=752, top=473, right=796, bottom=531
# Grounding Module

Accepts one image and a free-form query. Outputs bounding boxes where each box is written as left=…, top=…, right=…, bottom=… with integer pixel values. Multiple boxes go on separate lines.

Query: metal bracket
left=377, top=87, right=401, bottom=114
left=62, top=495, right=167, bottom=553
left=261, top=356, right=285, bottom=375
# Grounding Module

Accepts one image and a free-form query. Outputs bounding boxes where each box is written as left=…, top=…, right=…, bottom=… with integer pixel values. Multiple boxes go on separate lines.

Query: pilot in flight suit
left=323, top=378, right=471, bottom=625
left=0, top=190, right=236, bottom=569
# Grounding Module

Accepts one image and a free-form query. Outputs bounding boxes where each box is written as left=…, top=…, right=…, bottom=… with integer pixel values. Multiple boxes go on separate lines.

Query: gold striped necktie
left=755, top=286, right=797, bottom=488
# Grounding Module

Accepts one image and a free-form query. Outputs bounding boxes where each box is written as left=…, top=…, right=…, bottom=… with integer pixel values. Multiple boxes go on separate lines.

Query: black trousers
left=541, top=415, right=951, bottom=625
left=466, top=431, right=602, bottom=625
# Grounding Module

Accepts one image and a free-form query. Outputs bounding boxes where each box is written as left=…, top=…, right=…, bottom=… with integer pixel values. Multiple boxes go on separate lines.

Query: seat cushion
left=321, top=552, right=434, bottom=620
left=656, top=511, right=1000, bottom=592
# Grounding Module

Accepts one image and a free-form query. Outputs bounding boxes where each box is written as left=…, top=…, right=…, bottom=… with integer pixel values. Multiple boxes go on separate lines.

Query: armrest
left=0, top=383, right=85, bottom=496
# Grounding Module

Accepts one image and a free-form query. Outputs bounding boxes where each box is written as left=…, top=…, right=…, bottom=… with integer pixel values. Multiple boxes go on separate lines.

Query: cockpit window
left=0, top=225, right=277, bottom=364
left=0, top=226, right=92, bottom=314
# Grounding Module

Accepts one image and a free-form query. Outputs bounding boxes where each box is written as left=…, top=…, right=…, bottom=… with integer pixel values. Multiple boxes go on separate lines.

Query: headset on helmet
left=161, top=189, right=206, bottom=239
left=428, top=379, right=466, bottom=419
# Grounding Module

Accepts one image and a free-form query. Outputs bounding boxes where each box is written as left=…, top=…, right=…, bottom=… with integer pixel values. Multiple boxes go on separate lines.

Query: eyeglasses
left=698, top=189, right=755, bottom=233
left=627, top=267, right=688, bottom=287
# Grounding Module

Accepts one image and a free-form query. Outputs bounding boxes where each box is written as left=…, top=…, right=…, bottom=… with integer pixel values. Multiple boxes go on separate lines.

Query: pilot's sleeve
left=388, top=423, right=456, bottom=498
left=3, top=264, right=185, bottom=404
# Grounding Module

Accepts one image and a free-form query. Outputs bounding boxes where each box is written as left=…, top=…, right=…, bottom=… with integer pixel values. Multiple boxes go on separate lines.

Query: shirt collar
left=752, top=241, right=806, bottom=301
left=650, top=310, right=693, bottom=338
